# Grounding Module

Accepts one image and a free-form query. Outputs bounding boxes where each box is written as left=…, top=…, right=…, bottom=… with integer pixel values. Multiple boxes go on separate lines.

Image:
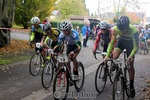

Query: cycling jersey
left=106, top=24, right=138, bottom=58
left=55, top=30, right=81, bottom=54
left=42, top=28, right=61, bottom=51
left=93, top=29, right=112, bottom=52
left=141, top=28, right=150, bottom=39
left=43, top=28, right=60, bottom=42
left=30, top=24, right=44, bottom=42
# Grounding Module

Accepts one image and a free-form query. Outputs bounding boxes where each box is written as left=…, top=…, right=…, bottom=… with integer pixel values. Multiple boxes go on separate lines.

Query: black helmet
left=43, top=22, right=52, bottom=32
left=117, top=16, right=130, bottom=30
left=99, top=21, right=110, bottom=29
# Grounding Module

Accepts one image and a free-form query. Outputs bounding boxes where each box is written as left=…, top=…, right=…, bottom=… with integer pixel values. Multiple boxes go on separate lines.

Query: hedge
left=51, top=21, right=85, bottom=31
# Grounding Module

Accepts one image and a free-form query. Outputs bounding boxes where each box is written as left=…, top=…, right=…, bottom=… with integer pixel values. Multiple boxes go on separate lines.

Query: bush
left=51, top=21, right=84, bottom=31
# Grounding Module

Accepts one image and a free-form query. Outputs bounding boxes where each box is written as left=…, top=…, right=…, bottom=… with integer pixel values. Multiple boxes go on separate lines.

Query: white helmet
left=99, top=21, right=110, bottom=29
left=60, top=20, right=72, bottom=30
left=31, top=17, right=40, bottom=24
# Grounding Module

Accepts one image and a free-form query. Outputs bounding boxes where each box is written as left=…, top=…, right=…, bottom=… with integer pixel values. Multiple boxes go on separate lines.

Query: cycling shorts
left=66, top=44, right=78, bottom=55
left=115, top=37, right=134, bottom=57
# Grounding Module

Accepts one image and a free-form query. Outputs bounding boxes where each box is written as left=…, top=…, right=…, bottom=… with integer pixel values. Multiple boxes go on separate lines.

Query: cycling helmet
left=99, top=21, right=110, bottom=29
left=60, top=20, right=72, bottom=30
left=43, top=22, right=52, bottom=32
left=117, top=15, right=130, bottom=30
left=31, top=17, right=40, bottom=24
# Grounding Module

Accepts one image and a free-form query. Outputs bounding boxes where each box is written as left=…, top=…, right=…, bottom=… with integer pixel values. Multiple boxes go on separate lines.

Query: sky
left=85, top=0, right=150, bottom=17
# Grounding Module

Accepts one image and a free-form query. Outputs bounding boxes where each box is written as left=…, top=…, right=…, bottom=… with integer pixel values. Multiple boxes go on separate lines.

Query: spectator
left=82, top=19, right=91, bottom=47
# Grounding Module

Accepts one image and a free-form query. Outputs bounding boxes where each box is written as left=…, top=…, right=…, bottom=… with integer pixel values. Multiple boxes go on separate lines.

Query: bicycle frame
left=57, top=59, right=78, bottom=86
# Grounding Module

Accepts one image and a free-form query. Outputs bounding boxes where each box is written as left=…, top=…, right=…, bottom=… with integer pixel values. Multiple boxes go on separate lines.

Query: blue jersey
left=141, top=28, right=150, bottom=39
left=30, top=24, right=44, bottom=42
left=58, top=30, right=80, bottom=46
left=31, top=24, right=44, bottom=32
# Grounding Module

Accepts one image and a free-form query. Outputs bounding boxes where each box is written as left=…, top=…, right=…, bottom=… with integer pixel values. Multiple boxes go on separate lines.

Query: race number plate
left=57, top=55, right=68, bottom=62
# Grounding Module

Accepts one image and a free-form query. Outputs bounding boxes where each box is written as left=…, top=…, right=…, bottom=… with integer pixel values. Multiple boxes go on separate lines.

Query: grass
left=12, top=24, right=24, bottom=29
left=0, top=54, right=31, bottom=65
left=0, top=39, right=33, bottom=65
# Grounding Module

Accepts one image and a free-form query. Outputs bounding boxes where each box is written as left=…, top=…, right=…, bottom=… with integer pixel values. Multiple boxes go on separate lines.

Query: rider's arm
left=73, top=41, right=81, bottom=53
left=129, top=32, right=139, bottom=57
left=53, top=33, right=63, bottom=52
left=30, top=26, right=35, bottom=42
left=106, top=29, right=117, bottom=58
left=93, top=31, right=101, bottom=51
left=71, top=31, right=82, bottom=53
left=40, top=32, right=47, bottom=47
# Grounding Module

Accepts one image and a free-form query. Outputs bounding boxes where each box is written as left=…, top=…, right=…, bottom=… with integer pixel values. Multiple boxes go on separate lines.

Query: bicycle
left=93, top=49, right=127, bottom=94
left=53, top=52, right=85, bottom=100
left=93, top=51, right=115, bottom=93
left=112, top=50, right=131, bottom=100
left=29, top=42, right=45, bottom=76
left=41, top=48, right=59, bottom=89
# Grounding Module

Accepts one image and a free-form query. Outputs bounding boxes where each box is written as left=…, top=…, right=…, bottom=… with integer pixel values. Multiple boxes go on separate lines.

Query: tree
left=112, top=0, right=146, bottom=19
left=0, top=0, right=16, bottom=47
left=15, top=0, right=56, bottom=28
left=56, top=0, right=88, bottom=19
left=126, top=12, right=140, bottom=24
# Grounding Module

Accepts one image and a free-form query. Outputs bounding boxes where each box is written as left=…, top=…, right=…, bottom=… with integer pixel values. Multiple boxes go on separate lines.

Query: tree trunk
left=0, top=0, right=16, bottom=48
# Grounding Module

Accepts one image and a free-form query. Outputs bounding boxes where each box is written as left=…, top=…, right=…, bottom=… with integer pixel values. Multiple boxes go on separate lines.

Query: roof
left=70, top=15, right=97, bottom=20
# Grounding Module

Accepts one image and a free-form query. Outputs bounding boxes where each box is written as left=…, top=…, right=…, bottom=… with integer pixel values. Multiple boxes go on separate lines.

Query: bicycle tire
left=112, top=73, right=125, bottom=100
left=125, top=79, right=130, bottom=97
left=29, top=53, right=42, bottom=76
left=124, top=69, right=130, bottom=97
left=74, top=62, right=85, bottom=91
left=41, top=60, right=54, bottom=89
left=145, top=42, right=149, bottom=54
left=53, top=67, right=69, bottom=100
left=95, top=63, right=106, bottom=93
left=109, top=61, right=115, bottom=84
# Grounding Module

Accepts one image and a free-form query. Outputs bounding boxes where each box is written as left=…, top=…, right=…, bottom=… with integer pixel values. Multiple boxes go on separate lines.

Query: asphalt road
left=11, top=31, right=30, bottom=40
left=0, top=38, right=150, bottom=100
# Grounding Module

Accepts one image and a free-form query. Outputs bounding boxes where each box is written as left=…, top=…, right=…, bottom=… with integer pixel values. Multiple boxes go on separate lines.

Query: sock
left=130, top=80, right=134, bottom=89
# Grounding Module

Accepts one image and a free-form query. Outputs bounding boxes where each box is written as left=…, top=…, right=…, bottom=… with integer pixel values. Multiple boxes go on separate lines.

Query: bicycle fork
left=58, top=68, right=67, bottom=87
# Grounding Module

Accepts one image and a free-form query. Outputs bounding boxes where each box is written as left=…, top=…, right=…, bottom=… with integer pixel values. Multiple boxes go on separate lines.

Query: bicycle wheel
left=124, top=69, right=130, bottom=97
left=41, top=60, right=54, bottom=89
left=144, top=42, right=149, bottom=54
left=112, top=73, right=125, bottom=100
left=74, top=62, right=85, bottom=91
left=109, top=61, right=115, bottom=84
left=29, top=53, right=42, bottom=76
left=95, top=63, right=106, bottom=93
left=53, top=67, right=69, bottom=100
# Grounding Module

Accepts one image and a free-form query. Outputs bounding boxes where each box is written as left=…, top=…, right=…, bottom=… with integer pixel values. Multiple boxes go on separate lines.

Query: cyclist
left=53, top=20, right=81, bottom=81
left=30, top=17, right=44, bottom=52
left=104, top=16, right=139, bottom=98
left=40, top=22, right=61, bottom=60
left=93, top=21, right=112, bottom=54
